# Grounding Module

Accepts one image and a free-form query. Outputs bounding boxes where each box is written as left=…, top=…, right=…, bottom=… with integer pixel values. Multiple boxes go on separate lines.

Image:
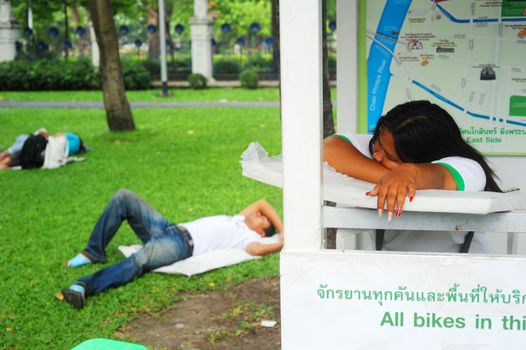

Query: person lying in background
left=19, top=131, right=87, bottom=169
left=0, top=128, right=48, bottom=169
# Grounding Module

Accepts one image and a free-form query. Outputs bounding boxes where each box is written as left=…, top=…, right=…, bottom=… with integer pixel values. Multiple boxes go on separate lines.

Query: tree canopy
left=9, top=0, right=283, bottom=46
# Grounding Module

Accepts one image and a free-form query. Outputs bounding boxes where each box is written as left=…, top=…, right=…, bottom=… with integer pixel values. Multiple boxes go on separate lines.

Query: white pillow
left=118, top=234, right=280, bottom=277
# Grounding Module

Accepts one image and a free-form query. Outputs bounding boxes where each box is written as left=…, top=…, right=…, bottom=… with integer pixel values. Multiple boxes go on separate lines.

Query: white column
left=190, top=0, right=214, bottom=80
left=280, top=2, right=323, bottom=348
left=88, top=21, right=99, bottom=67
left=336, top=0, right=359, bottom=133
left=0, top=0, right=20, bottom=62
left=280, top=0, right=323, bottom=253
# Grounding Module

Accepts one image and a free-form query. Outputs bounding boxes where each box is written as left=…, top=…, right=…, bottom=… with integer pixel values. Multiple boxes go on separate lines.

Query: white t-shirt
left=181, top=215, right=263, bottom=256
left=335, top=133, right=488, bottom=253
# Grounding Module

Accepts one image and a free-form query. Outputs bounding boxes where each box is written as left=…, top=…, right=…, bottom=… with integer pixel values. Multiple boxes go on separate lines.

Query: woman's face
left=373, top=129, right=402, bottom=170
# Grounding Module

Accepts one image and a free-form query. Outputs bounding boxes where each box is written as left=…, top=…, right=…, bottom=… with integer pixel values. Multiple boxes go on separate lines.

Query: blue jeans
left=77, top=189, right=192, bottom=296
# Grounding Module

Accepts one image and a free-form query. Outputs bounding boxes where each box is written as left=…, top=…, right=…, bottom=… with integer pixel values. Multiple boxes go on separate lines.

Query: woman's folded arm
left=323, top=135, right=390, bottom=183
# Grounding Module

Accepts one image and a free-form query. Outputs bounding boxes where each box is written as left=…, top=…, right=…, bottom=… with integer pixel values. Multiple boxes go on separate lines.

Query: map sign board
left=360, top=0, right=526, bottom=155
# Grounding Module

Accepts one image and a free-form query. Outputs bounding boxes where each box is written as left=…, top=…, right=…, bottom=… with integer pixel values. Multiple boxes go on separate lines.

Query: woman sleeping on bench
left=323, top=100, right=502, bottom=253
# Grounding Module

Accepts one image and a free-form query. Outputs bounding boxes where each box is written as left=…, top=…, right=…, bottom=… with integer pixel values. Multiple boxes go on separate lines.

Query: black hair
left=263, top=223, right=276, bottom=237
left=368, top=100, right=501, bottom=192
left=20, top=134, right=47, bottom=169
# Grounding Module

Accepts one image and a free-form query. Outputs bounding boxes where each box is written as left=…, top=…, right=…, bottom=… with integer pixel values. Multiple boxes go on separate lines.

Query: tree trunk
left=147, top=5, right=160, bottom=60
left=70, top=0, right=86, bottom=56
left=322, top=0, right=335, bottom=138
left=64, top=0, right=70, bottom=60
left=88, top=0, right=135, bottom=132
left=322, top=0, right=336, bottom=249
left=165, top=1, right=174, bottom=44
left=70, top=0, right=80, bottom=28
left=164, top=1, right=175, bottom=78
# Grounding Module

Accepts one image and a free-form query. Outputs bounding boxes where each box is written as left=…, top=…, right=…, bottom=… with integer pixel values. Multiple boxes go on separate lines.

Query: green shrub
left=63, top=59, right=100, bottom=90
left=240, top=68, right=259, bottom=89
left=328, top=53, right=336, bottom=79
left=142, top=59, right=159, bottom=75
left=121, top=59, right=151, bottom=90
left=213, top=59, right=241, bottom=81
left=0, top=59, right=153, bottom=91
left=188, top=73, right=207, bottom=89
left=143, top=58, right=191, bottom=81
left=0, top=59, right=99, bottom=91
left=244, top=54, right=273, bottom=72
left=174, top=62, right=192, bottom=81
left=0, top=60, right=31, bottom=90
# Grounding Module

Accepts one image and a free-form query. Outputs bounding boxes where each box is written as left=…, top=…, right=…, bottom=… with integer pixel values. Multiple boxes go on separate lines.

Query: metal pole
left=89, top=21, right=99, bottom=67
left=27, top=0, right=33, bottom=29
left=159, top=0, right=169, bottom=96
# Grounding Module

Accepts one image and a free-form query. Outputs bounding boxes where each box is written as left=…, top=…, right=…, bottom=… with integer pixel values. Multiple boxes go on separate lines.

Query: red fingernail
left=365, top=192, right=369, bottom=196
left=409, top=195, right=414, bottom=202
left=396, top=208, right=402, bottom=217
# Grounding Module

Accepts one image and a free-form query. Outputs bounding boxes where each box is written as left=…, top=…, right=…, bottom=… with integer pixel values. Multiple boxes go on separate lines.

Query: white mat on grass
left=118, top=234, right=280, bottom=277
left=240, top=142, right=526, bottom=215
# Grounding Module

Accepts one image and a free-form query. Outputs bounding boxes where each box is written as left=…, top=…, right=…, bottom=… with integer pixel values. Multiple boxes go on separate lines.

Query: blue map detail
left=411, top=80, right=464, bottom=111
left=506, top=120, right=526, bottom=127
left=434, top=3, right=469, bottom=23
left=367, top=0, right=412, bottom=132
left=367, top=0, right=526, bottom=130
left=413, top=82, right=526, bottom=128
left=473, top=19, right=499, bottom=23
left=434, top=1, right=526, bottom=23
left=466, top=111, right=490, bottom=120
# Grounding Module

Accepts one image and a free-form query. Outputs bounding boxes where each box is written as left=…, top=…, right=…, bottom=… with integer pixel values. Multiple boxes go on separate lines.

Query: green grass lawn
left=0, top=87, right=337, bottom=103
left=0, top=106, right=282, bottom=349
left=0, top=88, right=280, bottom=102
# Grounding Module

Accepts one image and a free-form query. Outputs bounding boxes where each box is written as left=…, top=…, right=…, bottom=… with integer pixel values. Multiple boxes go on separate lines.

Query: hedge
left=213, top=59, right=241, bottom=81
left=143, top=58, right=192, bottom=81
left=0, top=54, right=336, bottom=90
left=0, top=59, right=151, bottom=91
left=0, top=59, right=99, bottom=91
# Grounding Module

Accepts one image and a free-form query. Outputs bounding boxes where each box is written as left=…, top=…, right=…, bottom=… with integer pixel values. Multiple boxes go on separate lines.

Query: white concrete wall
left=490, top=157, right=526, bottom=191
left=488, top=157, right=526, bottom=254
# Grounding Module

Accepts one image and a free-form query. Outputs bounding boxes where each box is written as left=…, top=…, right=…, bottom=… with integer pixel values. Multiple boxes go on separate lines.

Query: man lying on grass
left=59, top=189, right=284, bottom=309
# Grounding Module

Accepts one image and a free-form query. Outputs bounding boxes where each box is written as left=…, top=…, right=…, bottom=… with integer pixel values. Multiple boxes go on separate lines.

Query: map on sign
left=363, top=0, right=526, bottom=155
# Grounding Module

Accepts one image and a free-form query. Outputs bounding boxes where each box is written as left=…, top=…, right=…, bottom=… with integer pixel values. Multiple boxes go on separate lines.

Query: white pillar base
left=0, top=0, right=20, bottom=62
left=190, top=16, right=214, bottom=81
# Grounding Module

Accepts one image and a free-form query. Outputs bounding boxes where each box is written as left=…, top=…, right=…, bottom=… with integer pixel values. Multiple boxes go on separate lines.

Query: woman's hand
left=366, top=163, right=418, bottom=220
left=366, top=162, right=458, bottom=220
